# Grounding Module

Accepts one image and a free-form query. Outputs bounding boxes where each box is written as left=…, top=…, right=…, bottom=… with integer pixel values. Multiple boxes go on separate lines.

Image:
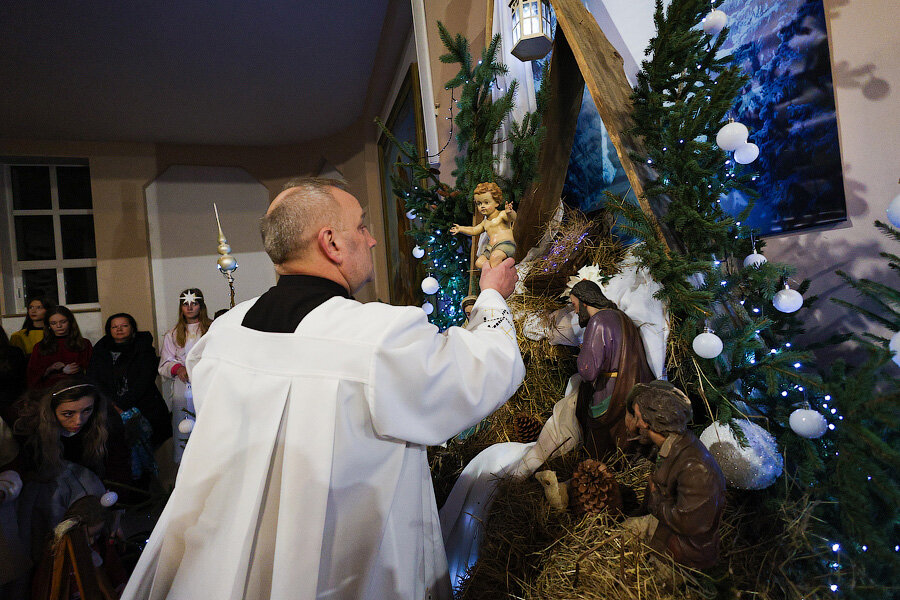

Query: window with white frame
left=0, top=159, right=99, bottom=313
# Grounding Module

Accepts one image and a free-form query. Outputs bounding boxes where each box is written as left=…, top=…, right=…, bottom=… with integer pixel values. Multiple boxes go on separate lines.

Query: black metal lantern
left=509, top=0, right=555, bottom=62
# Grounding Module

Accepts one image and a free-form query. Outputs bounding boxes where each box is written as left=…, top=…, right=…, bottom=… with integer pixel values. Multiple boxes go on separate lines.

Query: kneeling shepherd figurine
left=623, top=381, right=726, bottom=569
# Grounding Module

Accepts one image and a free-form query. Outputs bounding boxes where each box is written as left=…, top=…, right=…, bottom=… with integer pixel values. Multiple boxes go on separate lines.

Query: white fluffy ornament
left=412, top=245, right=425, bottom=259
left=422, top=301, right=434, bottom=315
left=889, top=330, right=900, bottom=367
left=100, top=490, right=118, bottom=507
left=178, top=418, right=195, bottom=434
left=702, top=9, right=728, bottom=35
left=734, top=142, right=760, bottom=165
left=700, top=419, right=783, bottom=489
left=693, top=328, right=723, bottom=359
left=716, top=121, right=749, bottom=151
left=789, top=408, right=828, bottom=439
left=743, top=251, right=767, bottom=268
left=887, top=193, right=900, bottom=228
left=421, top=276, right=439, bottom=295
left=773, top=285, right=803, bottom=313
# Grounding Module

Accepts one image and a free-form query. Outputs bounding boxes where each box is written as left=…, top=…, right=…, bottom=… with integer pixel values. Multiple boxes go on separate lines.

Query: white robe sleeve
left=158, top=329, right=181, bottom=379
left=368, top=289, right=524, bottom=446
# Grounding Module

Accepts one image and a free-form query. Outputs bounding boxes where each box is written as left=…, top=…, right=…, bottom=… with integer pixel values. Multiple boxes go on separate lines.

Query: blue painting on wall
left=718, top=0, right=845, bottom=235
left=561, top=0, right=845, bottom=236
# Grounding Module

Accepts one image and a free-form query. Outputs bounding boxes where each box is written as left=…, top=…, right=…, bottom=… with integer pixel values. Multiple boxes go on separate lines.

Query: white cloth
left=159, top=322, right=203, bottom=463
left=122, top=289, right=524, bottom=600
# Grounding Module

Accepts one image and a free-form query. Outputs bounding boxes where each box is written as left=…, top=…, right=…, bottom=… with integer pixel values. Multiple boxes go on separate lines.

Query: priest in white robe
left=122, top=177, right=524, bottom=600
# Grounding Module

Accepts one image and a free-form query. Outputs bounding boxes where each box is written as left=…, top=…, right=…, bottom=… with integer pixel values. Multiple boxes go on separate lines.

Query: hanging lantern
left=509, top=0, right=555, bottom=62
left=773, top=284, right=803, bottom=313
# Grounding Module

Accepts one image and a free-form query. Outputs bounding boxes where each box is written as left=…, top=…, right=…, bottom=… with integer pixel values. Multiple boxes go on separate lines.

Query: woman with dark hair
left=9, top=296, right=54, bottom=356
left=12, top=378, right=130, bottom=562
left=26, top=306, right=93, bottom=389
left=88, top=313, right=170, bottom=482
left=158, top=288, right=212, bottom=463
left=0, top=326, right=27, bottom=425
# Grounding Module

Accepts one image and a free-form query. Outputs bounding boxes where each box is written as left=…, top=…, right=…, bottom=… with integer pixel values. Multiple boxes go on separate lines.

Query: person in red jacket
left=26, top=307, right=92, bottom=390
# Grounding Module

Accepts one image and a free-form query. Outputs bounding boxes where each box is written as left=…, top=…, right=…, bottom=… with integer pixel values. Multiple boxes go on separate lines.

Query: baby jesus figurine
left=450, top=182, right=517, bottom=269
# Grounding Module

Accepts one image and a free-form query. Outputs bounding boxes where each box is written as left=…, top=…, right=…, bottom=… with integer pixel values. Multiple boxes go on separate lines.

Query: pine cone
left=569, top=459, right=623, bottom=516
left=513, top=412, right=542, bottom=443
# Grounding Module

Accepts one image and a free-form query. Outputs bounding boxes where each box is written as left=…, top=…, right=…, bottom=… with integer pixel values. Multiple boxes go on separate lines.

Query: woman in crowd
left=158, top=288, right=212, bottom=463
left=26, top=306, right=93, bottom=389
left=9, top=296, right=53, bottom=356
left=12, top=378, right=130, bottom=562
left=0, top=327, right=27, bottom=425
left=89, top=313, right=170, bottom=482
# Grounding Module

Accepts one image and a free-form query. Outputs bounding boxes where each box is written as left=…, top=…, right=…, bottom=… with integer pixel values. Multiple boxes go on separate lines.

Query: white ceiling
left=0, top=1, right=404, bottom=145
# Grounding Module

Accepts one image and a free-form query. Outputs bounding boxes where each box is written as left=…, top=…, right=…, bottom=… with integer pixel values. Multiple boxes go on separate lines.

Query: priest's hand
left=480, top=257, right=518, bottom=299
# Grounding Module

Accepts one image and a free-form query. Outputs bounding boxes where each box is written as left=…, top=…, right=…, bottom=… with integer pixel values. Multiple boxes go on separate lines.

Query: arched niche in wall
left=144, top=165, right=276, bottom=345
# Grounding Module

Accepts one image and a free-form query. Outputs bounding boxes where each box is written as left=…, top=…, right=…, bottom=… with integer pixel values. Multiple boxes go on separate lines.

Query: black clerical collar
left=242, top=274, right=352, bottom=333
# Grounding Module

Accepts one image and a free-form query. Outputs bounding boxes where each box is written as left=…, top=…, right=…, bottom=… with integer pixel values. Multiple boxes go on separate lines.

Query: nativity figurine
left=623, top=381, right=726, bottom=569
left=450, top=182, right=516, bottom=269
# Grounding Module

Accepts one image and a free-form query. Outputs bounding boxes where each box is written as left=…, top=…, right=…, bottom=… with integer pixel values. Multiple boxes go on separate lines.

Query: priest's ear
left=317, top=225, right=345, bottom=265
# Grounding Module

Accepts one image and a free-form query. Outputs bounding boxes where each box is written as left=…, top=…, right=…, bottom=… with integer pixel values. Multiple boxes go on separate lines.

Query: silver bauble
left=716, top=121, right=749, bottom=151
left=421, top=276, right=439, bottom=295
left=734, top=142, right=760, bottom=165
left=743, top=252, right=767, bottom=268
left=789, top=408, right=828, bottom=439
left=692, top=329, right=723, bottom=359
left=422, top=301, right=434, bottom=315
left=887, top=193, right=900, bottom=228
left=700, top=419, right=783, bottom=489
left=178, top=418, right=195, bottom=434
left=701, top=9, right=728, bottom=35
left=773, top=285, right=803, bottom=313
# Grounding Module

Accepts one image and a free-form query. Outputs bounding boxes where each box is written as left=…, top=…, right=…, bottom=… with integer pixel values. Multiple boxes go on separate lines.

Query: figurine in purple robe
left=568, top=280, right=653, bottom=459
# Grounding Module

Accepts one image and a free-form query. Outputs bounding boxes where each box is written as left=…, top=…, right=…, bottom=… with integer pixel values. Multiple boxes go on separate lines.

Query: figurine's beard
left=577, top=304, right=591, bottom=329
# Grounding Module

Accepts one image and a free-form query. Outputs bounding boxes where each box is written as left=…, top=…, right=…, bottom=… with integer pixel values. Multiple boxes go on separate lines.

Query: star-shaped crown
left=180, top=291, right=201, bottom=304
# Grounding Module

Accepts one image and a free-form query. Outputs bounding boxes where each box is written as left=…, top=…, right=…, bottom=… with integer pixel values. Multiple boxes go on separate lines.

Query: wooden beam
left=548, top=0, right=668, bottom=250
left=514, top=26, right=585, bottom=260
left=485, top=0, right=494, bottom=47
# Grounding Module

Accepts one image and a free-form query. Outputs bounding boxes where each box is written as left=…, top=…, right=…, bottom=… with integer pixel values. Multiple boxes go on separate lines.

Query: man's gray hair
left=627, top=381, right=693, bottom=435
left=260, top=177, right=349, bottom=265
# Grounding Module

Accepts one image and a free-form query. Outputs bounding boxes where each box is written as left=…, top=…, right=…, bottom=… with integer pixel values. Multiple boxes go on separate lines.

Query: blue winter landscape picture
left=561, top=0, right=845, bottom=236
left=717, top=0, right=845, bottom=235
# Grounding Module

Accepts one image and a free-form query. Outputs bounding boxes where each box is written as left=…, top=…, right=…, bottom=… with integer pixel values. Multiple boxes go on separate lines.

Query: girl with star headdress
left=158, top=288, right=212, bottom=463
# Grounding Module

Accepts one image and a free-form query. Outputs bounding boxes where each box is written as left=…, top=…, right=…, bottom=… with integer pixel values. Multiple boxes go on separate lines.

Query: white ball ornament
left=701, top=9, right=728, bottom=35
left=693, top=328, right=724, bottom=359
left=406, top=209, right=417, bottom=220
left=178, top=418, right=195, bottom=434
left=789, top=408, right=828, bottom=439
left=773, top=285, right=803, bottom=313
left=421, top=276, right=440, bottom=295
left=412, top=245, right=425, bottom=259
left=422, top=302, right=434, bottom=315
left=734, top=142, right=760, bottom=165
left=743, top=252, right=767, bottom=268
left=100, top=491, right=118, bottom=507
left=889, top=330, right=900, bottom=367
left=716, top=121, right=749, bottom=151
left=700, top=419, right=783, bottom=489
left=886, top=193, right=900, bottom=228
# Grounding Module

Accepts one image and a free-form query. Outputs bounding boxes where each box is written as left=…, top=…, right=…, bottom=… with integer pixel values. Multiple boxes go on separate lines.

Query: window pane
left=14, top=215, right=56, bottom=260
left=56, top=166, right=93, bottom=209
left=60, top=215, right=97, bottom=259
left=10, top=165, right=52, bottom=210
left=23, top=269, right=59, bottom=305
left=64, top=267, right=99, bottom=304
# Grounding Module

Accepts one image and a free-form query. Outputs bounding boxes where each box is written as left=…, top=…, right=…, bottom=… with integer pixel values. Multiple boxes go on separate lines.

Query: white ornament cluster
left=716, top=120, right=759, bottom=165
left=700, top=419, right=783, bottom=489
